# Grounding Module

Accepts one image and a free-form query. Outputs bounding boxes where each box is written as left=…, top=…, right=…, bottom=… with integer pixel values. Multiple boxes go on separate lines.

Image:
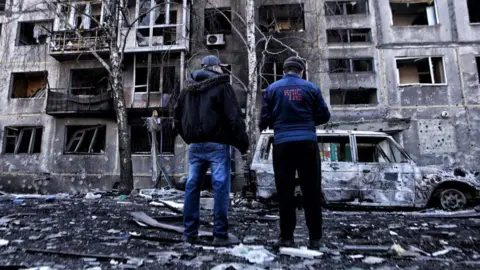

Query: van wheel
left=439, top=188, right=467, bottom=211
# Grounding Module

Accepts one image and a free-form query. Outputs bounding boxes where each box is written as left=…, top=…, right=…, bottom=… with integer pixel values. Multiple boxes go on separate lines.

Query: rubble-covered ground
left=2, top=193, right=480, bottom=270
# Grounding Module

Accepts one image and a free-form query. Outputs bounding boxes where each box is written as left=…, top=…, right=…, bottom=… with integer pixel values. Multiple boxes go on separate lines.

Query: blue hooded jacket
left=259, top=73, right=331, bottom=144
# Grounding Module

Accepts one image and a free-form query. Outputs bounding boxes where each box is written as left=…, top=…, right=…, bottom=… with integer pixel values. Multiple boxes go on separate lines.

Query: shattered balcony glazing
left=49, top=0, right=110, bottom=60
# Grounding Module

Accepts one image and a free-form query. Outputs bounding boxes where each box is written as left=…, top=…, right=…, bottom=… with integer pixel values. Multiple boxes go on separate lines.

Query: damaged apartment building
left=0, top=0, right=479, bottom=193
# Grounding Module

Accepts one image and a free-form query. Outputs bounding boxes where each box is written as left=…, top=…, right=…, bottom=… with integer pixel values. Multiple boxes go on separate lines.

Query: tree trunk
left=108, top=0, right=133, bottom=194
left=245, top=0, right=258, bottom=165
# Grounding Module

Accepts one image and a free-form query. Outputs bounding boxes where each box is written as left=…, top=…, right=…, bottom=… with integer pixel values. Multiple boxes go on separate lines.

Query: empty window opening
left=327, top=28, right=371, bottom=43
left=0, top=0, right=5, bottom=12
left=65, top=125, right=106, bottom=154
left=356, top=136, right=409, bottom=163
left=318, top=136, right=352, bottom=162
left=467, top=0, right=480, bottom=23
left=260, top=60, right=308, bottom=89
left=329, top=58, right=374, bottom=73
left=325, top=0, right=368, bottom=16
left=476, top=57, right=480, bottom=83
left=11, top=71, right=48, bottom=98
left=330, top=88, right=378, bottom=105
left=390, top=1, right=438, bottom=26
left=131, top=118, right=175, bottom=154
left=259, top=4, right=305, bottom=33
left=4, top=127, right=43, bottom=154
left=57, top=2, right=104, bottom=30
left=17, top=21, right=52, bottom=45
left=204, top=8, right=232, bottom=34
left=396, top=57, right=446, bottom=85
left=70, top=68, right=109, bottom=95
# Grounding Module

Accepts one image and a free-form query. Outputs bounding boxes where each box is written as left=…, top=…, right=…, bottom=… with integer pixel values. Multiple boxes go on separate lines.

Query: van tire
left=439, top=188, right=467, bottom=211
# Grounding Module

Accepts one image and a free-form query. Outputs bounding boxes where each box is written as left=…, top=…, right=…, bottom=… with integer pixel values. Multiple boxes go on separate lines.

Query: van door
left=354, top=135, right=416, bottom=207
left=318, top=134, right=359, bottom=203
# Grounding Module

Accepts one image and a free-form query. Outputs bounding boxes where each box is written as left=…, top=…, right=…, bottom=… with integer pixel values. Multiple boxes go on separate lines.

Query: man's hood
left=185, top=69, right=230, bottom=92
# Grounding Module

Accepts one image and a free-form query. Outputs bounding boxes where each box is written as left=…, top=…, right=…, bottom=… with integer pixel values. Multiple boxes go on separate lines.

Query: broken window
left=204, top=8, right=232, bottom=34
left=390, top=0, right=438, bottom=26
left=17, top=21, right=52, bottom=45
left=330, top=88, right=378, bottom=106
left=11, top=71, right=48, bottom=98
left=131, top=118, right=175, bottom=154
left=468, top=0, right=480, bottom=23
left=356, top=136, right=409, bottom=163
left=327, top=28, right=371, bottom=43
left=329, top=58, right=374, bottom=73
left=0, top=0, right=5, bottom=12
left=134, top=54, right=177, bottom=94
left=57, top=2, right=104, bottom=30
left=476, top=57, right=480, bottom=83
left=70, top=68, right=109, bottom=95
left=65, top=125, right=106, bottom=154
left=317, top=136, right=352, bottom=162
left=4, top=127, right=43, bottom=154
left=396, top=57, right=446, bottom=85
left=325, top=0, right=368, bottom=16
left=260, top=61, right=308, bottom=89
left=136, top=0, right=180, bottom=46
left=259, top=4, right=305, bottom=33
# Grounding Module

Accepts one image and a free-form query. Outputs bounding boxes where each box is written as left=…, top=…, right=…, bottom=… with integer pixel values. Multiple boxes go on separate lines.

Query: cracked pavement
left=1, top=195, right=480, bottom=269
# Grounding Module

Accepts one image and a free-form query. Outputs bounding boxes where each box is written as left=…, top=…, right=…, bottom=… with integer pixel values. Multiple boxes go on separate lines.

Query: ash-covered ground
left=1, top=192, right=480, bottom=270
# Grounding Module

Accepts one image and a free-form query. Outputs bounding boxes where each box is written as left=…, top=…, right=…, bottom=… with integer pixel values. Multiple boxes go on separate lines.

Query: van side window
left=317, top=136, right=352, bottom=162
left=356, top=136, right=409, bottom=163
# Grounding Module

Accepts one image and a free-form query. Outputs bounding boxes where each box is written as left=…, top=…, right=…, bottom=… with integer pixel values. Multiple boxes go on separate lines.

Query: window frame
left=64, top=125, right=107, bottom=155
left=395, top=56, right=448, bottom=86
left=328, top=58, right=375, bottom=73
left=130, top=118, right=175, bottom=155
left=16, top=20, right=53, bottom=46
left=317, top=134, right=355, bottom=163
left=9, top=71, right=48, bottom=99
left=324, top=0, right=369, bottom=16
left=389, top=0, right=440, bottom=27
left=204, top=7, right=232, bottom=35
left=354, top=135, right=413, bottom=164
left=3, top=126, right=43, bottom=154
left=133, top=54, right=177, bottom=105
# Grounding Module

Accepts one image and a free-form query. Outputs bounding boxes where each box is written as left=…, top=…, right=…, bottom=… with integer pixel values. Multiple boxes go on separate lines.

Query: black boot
left=273, top=238, right=295, bottom=250
left=213, top=235, right=240, bottom=247
left=307, top=239, right=321, bottom=250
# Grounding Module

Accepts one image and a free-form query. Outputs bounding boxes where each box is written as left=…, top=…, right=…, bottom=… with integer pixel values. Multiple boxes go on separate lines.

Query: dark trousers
left=273, top=140, right=323, bottom=240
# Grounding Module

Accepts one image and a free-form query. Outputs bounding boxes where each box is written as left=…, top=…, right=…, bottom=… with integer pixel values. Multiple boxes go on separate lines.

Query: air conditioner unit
left=206, top=34, right=225, bottom=46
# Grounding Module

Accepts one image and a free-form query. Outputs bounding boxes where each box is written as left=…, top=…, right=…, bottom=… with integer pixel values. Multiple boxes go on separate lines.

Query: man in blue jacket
left=259, top=56, right=331, bottom=250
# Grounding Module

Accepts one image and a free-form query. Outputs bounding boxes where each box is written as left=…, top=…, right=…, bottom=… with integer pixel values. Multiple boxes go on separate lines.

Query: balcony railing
left=49, top=29, right=111, bottom=57
left=46, top=88, right=114, bottom=116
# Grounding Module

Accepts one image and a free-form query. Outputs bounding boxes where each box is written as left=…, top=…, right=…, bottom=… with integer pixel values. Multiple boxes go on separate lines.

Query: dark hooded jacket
left=174, top=69, right=249, bottom=154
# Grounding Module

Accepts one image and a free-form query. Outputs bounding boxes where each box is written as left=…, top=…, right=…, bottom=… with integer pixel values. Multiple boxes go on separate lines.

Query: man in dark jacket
left=174, top=55, right=249, bottom=246
left=259, top=56, right=331, bottom=250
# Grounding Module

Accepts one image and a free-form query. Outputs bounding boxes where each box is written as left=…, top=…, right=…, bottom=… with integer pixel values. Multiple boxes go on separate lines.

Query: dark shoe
left=273, top=238, right=295, bottom=250
left=307, top=239, right=321, bottom=250
left=213, top=235, right=240, bottom=247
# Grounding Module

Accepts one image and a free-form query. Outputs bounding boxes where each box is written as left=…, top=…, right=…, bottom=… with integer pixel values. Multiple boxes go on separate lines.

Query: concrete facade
left=0, top=0, right=479, bottom=193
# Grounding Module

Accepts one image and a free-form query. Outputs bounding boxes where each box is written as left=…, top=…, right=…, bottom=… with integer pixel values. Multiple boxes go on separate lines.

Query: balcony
left=49, top=29, right=111, bottom=61
left=46, top=88, right=115, bottom=117
left=121, top=0, right=190, bottom=53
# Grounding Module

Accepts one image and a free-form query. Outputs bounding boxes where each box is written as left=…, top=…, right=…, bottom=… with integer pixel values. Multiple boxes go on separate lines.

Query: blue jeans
left=183, top=142, right=231, bottom=239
